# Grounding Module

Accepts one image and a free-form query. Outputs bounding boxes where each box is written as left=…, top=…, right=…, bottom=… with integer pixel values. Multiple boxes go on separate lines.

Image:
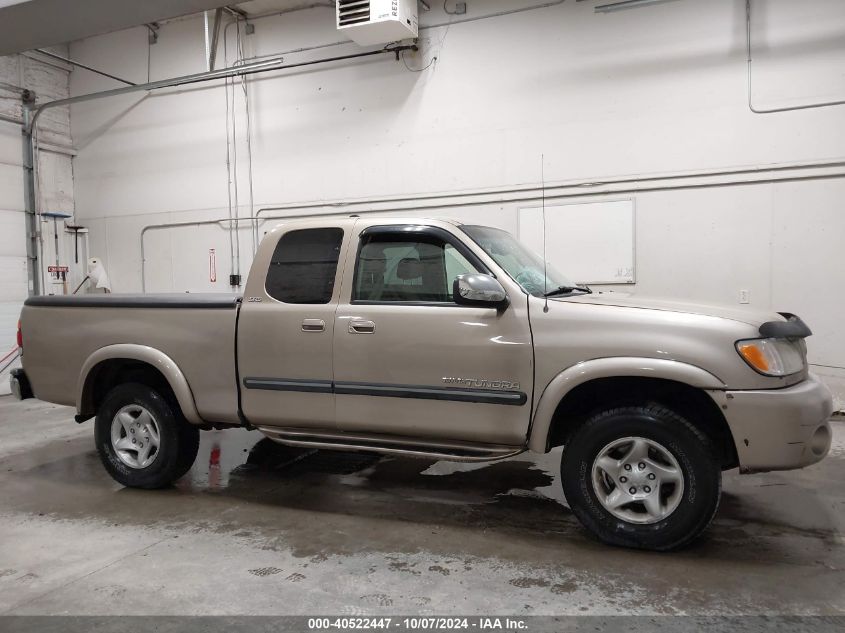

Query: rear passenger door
left=238, top=223, right=350, bottom=430
left=332, top=222, right=534, bottom=446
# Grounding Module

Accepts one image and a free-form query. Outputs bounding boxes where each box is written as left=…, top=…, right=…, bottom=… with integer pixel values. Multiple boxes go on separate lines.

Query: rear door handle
left=348, top=319, right=376, bottom=334
left=301, top=319, right=325, bottom=332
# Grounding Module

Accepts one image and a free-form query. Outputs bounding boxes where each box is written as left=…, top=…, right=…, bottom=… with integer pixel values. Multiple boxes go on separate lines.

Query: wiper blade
left=543, top=285, right=593, bottom=298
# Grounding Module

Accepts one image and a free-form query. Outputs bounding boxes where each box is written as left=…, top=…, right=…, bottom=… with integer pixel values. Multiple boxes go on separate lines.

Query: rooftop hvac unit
left=337, top=0, right=418, bottom=46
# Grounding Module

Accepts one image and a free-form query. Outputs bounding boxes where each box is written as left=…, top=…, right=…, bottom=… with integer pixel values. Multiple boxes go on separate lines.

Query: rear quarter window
left=265, top=228, right=343, bottom=304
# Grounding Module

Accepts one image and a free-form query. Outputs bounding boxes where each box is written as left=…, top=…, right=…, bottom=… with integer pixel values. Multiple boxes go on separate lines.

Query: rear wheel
left=561, top=405, right=721, bottom=551
left=94, top=383, right=200, bottom=489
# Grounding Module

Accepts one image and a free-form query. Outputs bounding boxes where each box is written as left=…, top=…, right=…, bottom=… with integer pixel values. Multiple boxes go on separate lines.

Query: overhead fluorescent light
left=595, top=0, right=683, bottom=13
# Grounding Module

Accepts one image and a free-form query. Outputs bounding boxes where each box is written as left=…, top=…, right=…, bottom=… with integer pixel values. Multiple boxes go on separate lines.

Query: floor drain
left=248, top=567, right=283, bottom=577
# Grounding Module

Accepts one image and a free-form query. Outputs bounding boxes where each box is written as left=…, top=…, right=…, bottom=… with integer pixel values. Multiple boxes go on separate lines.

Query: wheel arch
left=528, top=358, right=737, bottom=468
left=77, top=344, right=203, bottom=425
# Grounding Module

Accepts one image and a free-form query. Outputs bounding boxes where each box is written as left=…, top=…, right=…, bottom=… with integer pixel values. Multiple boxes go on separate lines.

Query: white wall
left=66, top=0, right=845, bottom=405
left=0, top=48, right=74, bottom=393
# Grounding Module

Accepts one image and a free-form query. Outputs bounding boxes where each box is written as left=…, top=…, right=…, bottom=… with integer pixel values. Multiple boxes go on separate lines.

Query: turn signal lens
left=16, top=320, right=22, bottom=349
left=735, top=338, right=805, bottom=377
left=738, top=343, right=769, bottom=373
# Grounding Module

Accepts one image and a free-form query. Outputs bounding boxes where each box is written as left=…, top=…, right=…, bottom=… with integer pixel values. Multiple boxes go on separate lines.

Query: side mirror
left=453, top=274, right=509, bottom=310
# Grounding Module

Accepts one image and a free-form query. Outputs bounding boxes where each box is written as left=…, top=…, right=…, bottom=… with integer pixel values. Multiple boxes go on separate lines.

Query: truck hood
left=558, top=292, right=779, bottom=327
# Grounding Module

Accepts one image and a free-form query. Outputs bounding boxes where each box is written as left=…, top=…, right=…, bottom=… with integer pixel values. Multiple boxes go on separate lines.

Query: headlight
left=735, top=338, right=806, bottom=376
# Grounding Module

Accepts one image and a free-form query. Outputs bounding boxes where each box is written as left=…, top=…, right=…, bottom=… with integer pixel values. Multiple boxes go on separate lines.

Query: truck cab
left=238, top=217, right=533, bottom=456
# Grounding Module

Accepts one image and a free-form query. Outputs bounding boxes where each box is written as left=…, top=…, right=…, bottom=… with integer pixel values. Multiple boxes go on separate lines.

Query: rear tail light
left=16, top=320, right=22, bottom=349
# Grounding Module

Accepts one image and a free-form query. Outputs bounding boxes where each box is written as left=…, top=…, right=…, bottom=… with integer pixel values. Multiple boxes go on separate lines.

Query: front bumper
left=711, top=374, right=833, bottom=473
left=9, top=368, right=33, bottom=401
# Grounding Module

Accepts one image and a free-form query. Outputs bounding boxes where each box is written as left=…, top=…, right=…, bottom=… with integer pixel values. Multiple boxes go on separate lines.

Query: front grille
left=338, top=0, right=371, bottom=26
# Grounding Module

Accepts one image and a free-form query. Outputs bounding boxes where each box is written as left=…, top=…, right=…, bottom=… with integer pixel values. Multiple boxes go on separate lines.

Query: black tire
left=94, top=383, right=200, bottom=489
left=173, top=423, right=201, bottom=481
left=561, top=405, right=721, bottom=551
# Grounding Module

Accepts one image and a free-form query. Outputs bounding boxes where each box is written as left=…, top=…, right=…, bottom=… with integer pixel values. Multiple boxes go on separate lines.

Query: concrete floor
left=0, top=396, right=843, bottom=616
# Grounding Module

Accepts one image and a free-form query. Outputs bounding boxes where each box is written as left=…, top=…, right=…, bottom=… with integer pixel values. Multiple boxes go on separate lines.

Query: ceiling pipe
left=746, top=0, right=845, bottom=114
left=34, top=48, right=136, bottom=86
left=24, top=44, right=415, bottom=133
left=594, top=0, right=683, bottom=12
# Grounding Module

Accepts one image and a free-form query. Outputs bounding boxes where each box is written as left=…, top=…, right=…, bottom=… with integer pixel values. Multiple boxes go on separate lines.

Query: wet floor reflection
left=165, top=428, right=844, bottom=557
left=2, top=423, right=842, bottom=567
left=179, top=429, right=563, bottom=512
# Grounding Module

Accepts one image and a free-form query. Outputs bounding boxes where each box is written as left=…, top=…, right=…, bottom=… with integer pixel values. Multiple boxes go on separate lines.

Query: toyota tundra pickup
left=11, top=217, right=833, bottom=550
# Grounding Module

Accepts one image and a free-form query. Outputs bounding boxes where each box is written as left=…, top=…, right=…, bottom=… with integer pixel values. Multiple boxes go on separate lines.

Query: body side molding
left=334, top=381, right=527, bottom=405
left=243, top=378, right=333, bottom=393
left=77, top=344, right=203, bottom=425
left=527, top=357, right=727, bottom=452
left=242, top=377, right=527, bottom=405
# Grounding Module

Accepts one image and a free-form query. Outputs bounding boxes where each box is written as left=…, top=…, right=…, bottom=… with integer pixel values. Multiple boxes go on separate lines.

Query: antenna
left=541, top=154, right=549, bottom=313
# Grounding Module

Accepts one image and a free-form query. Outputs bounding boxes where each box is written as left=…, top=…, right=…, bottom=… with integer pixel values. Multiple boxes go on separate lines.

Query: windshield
left=461, top=225, right=576, bottom=297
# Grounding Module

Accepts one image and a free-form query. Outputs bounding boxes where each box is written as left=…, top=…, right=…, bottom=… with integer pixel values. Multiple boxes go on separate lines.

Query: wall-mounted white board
left=518, top=199, right=635, bottom=285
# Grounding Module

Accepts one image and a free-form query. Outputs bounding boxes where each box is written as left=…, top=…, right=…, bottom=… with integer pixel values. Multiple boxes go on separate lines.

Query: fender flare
left=527, top=357, right=726, bottom=452
left=76, top=344, right=203, bottom=425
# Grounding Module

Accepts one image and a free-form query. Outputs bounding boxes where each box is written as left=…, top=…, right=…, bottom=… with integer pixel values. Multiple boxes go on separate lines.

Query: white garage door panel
left=0, top=123, right=22, bottom=166
left=0, top=301, right=22, bottom=348
left=0, top=210, right=25, bottom=257
left=0, top=211, right=27, bottom=374
left=0, top=53, right=69, bottom=395
left=0, top=147, right=26, bottom=395
left=0, top=163, right=24, bottom=212
left=36, top=151, right=74, bottom=214
left=0, top=255, right=28, bottom=300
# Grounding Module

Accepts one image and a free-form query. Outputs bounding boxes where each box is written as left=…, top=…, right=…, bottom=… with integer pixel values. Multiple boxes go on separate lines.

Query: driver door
left=332, top=221, right=534, bottom=446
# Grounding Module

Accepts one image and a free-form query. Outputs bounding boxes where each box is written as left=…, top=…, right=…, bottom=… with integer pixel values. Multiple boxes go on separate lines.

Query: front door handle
left=348, top=319, right=376, bottom=334
left=301, top=319, right=325, bottom=332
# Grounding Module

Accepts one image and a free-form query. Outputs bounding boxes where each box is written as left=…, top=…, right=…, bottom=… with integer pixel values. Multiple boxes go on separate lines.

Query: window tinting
left=266, top=228, right=343, bottom=304
left=354, top=235, right=478, bottom=303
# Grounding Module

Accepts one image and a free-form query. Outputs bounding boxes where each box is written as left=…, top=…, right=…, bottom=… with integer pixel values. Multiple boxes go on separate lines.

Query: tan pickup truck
left=12, top=217, right=833, bottom=550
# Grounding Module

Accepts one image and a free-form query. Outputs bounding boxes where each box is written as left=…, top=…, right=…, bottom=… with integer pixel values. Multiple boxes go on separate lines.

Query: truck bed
left=21, top=294, right=242, bottom=424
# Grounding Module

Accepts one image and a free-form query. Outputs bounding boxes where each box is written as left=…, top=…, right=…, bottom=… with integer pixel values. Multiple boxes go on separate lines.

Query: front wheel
left=94, top=383, right=200, bottom=489
left=561, top=405, right=722, bottom=551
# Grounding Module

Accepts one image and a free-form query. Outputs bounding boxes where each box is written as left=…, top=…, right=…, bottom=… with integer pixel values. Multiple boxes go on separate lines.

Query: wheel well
left=545, top=376, right=738, bottom=470
left=81, top=359, right=181, bottom=418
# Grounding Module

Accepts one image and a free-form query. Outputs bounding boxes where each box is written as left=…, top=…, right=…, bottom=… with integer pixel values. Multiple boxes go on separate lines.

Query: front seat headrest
left=396, top=257, right=423, bottom=280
